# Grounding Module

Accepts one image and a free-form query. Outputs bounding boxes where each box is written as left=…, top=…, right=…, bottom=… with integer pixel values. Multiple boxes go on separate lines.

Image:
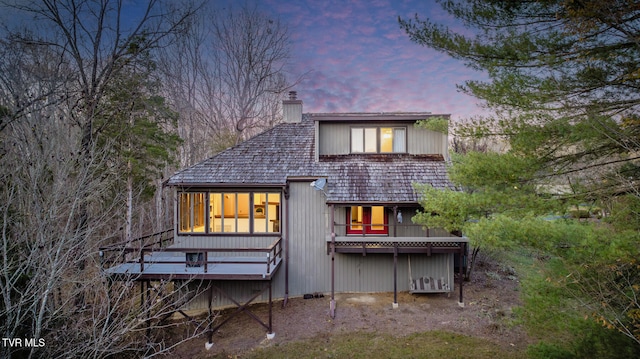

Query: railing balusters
left=106, top=235, right=283, bottom=278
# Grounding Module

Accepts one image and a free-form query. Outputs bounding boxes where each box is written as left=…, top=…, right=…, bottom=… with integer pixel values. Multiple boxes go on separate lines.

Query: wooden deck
left=102, top=236, right=283, bottom=281
left=100, top=232, right=282, bottom=344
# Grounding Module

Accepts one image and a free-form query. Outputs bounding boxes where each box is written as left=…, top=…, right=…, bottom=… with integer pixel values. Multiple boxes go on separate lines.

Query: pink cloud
left=262, top=0, right=490, bottom=120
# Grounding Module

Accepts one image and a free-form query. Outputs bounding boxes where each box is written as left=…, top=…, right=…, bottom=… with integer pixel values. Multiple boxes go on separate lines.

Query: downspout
left=330, top=204, right=336, bottom=318
left=283, top=184, right=290, bottom=307
left=392, top=206, right=398, bottom=308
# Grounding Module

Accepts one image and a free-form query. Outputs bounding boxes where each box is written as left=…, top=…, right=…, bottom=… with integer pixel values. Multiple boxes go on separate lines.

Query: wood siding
left=318, top=121, right=448, bottom=158
left=182, top=182, right=456, bottom=310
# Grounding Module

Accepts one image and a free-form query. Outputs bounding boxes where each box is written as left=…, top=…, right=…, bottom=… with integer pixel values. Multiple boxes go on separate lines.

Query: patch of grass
left=245, top=331, right=525, bottom=359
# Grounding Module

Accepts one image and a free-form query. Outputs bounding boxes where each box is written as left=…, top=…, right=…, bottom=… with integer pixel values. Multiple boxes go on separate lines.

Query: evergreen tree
left=401, top=0, right=640, bottom=346
left=96, top=39, right=181, bottom=241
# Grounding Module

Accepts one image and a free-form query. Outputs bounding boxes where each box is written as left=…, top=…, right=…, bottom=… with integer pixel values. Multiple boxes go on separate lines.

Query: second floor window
left=351, top=127, right=406, bottom=153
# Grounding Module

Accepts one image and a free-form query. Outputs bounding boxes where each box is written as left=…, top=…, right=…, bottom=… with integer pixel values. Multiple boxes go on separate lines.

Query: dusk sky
left=256, top=0, right=488, bottom=122
left=0, top=0, right=488, bottom=123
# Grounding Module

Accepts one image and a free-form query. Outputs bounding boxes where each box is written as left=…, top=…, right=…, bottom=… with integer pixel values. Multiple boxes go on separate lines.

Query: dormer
left=312, top=113, right=450, bottom=162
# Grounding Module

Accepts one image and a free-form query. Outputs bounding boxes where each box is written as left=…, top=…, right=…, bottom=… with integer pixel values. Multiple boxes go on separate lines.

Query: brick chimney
left=283, top=91, right=302, bottom=123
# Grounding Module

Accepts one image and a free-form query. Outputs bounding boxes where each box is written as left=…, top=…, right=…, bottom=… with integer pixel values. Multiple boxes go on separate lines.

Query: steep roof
left=165, top=114, right=455, bottom=203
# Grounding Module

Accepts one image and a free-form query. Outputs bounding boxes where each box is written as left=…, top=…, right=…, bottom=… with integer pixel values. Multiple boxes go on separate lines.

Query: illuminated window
left=380, top=127, right=406, bottom=153
left=351, top=127, right=406, bottom=153
left=349, top=206, right=363, bottom=230
left=177, top=191, right=280, bottom=234
left=179, top=193, right=206, bottom=233
left=253, top=193, right=281, bottom=233
left=347, top=206, right=388, bottom=235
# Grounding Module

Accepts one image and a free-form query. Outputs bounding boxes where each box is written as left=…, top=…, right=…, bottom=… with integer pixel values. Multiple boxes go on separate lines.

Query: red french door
left=346, top=206, right=388, bottom=235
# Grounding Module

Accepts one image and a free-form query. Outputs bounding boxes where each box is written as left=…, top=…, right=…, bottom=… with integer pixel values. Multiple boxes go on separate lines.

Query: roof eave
left=166, top=182, right=287, bottom=189
left=325, top=200, right=421, bottom=206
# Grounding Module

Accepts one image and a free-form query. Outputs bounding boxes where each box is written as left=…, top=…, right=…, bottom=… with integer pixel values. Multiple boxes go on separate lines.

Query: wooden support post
left=393, top=244, right=398, bottom=309
left=139, top=281, right=144, bottom=311
left=267, top=281, right=274, bottom=339
left=458, top=243, right=465, bottom=307
left=206, top=284, right=214, bottom=349
left=145, top=280, right=151, bottom=343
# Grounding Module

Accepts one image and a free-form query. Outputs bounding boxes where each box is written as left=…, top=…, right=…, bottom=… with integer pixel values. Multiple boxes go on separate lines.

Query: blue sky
left=258, top=0, right=488, bottom=121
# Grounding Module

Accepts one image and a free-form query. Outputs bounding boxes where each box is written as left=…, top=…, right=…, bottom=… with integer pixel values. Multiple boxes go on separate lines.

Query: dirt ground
left=170, top=256, right=529, bottom=358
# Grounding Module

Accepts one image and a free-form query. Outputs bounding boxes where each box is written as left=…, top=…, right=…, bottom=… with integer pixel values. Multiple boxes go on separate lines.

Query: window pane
left=223, top=193, right=236, bottom=232
left=380, top=128, right=393, bottom=152
left=253, top=193, right=267, bottom=233
left=193, top=193, right=206, bottom=232
left=364, top=128, right=377, bottom=152
left=393, top=128, right=406, bottom=152
left=223, top=193, right=235, bottom=217
left=179, top=193, right=190, bottom=232
left=209, top=193, right=222, bottom=232
left=179, top=193, right=205, bottom=233
left=350, top=206, right=363, bottom=230
left=351, top=128, right=363, bottom=152
left=267, top=193, right=281, bottom=233
left=237, top=193, right=250, bottom=233
left=371, top=206, right=385, bottom=231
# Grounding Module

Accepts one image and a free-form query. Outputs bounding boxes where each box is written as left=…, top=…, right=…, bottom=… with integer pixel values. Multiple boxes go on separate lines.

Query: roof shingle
left=165, top=115, right=455, bottom=203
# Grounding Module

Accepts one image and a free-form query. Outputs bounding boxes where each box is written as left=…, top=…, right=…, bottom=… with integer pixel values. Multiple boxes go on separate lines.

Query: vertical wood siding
left=408, top=125, right=449, bottom=157
left=286, top=181, right=331, bottom=294
left=318, top=123, right=349, bottom=155
left=183, top=183, right=457, bottom=310
left=318, top=122, right=448, bottom=157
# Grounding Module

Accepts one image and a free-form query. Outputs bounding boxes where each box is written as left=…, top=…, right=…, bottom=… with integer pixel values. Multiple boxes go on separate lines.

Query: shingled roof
left=165, top=115, right=455, bottom=203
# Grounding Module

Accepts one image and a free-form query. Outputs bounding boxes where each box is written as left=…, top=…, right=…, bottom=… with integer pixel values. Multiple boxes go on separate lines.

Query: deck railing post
left=139, top=248, right=145, bottom=272
left=393, top=206, right=398, bottom=237
left=266, top=253, right=271, bottom=274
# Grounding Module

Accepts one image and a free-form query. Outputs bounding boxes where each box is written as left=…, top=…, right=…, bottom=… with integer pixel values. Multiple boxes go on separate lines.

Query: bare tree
left=159, top=3, right=298, bottom=166
left=0, top=62, right=212, bottom=357
left=1, top=0, right=198, bottom=243
left=0, top=1, right=210, bottom=358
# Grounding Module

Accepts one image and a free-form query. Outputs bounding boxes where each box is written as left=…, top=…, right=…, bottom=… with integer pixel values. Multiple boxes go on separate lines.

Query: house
left=102, top=92, right=468, bottom=346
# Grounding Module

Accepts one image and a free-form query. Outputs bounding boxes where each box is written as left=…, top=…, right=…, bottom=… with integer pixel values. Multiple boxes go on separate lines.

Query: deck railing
left=331, top=222, right=452, bottom=237
left=99, top=229, right=175, bottom=266
left=328, top=222, right=468, bottom=255
left=133, top=236, right=283, bottom=275
left=101, top=233, right=283, bottom=278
